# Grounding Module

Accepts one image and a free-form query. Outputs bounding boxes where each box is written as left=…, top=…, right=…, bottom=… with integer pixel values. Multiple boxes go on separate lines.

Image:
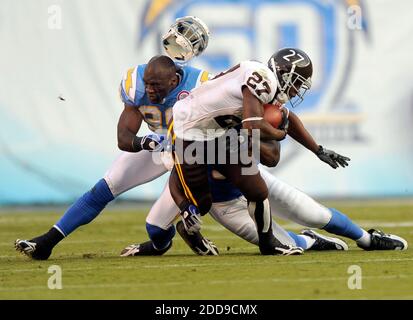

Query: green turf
left=0, top=203, right=412, bottom=299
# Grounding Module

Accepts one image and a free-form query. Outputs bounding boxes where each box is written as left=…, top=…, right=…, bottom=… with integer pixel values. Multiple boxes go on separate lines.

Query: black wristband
left=132, top=136, right=143, bottom=152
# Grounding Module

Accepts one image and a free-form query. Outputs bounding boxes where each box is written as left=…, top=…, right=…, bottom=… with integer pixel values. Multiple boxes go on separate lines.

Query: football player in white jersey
left=118, top=19, right=407, bottom=257
left=168, top=48, right=407, bottom=255
left=168, top=48, right=315, bottom=256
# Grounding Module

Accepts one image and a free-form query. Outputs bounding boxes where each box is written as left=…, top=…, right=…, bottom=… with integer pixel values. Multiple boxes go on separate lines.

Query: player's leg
left=15, top=151, right=168, bottom=260
left=259, top=165, right=407, bottom=250
left=121, top=172, right=219, bottom=256
left=172, top=139, right=212, bottom=215
left=121, top=178, right=177, bottom=256
left=209, top=196, right=347, bottom=251
left=220, top=164, right=302, bottom=255
left=209, top=196, right=295, bottom=247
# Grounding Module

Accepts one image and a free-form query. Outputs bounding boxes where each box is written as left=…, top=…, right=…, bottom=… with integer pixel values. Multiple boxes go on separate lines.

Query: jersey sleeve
left=119, top=65, right=145, bottom=106
left=181, top=65, right=210, bottom=90
left=195, top=70, right=210, bottom=87
left=241, top=62, right=277, bottom=104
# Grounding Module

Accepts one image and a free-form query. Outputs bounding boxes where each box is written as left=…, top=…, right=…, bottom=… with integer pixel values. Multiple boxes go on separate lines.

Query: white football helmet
left=162, top=16, right=210, bottom=62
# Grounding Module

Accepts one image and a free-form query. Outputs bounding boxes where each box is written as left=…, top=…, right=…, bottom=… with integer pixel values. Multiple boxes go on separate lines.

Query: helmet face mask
left=268, top=48, right=313, bottom=108
left=282, top=69, right=312, bottom=108
left=162, top=16, right=210, bottom=62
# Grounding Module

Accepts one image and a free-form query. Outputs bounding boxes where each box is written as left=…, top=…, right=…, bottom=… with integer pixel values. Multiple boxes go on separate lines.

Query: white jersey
left=172, top=60, right=278, bottom=141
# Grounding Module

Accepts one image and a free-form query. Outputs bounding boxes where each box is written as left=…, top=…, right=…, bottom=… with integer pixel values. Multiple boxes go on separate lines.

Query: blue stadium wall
left=1, top=0, right=412, bottom=204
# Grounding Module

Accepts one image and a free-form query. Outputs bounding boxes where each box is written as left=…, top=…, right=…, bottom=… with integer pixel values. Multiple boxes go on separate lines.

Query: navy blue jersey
left=208, top=166, right=242, bottom=203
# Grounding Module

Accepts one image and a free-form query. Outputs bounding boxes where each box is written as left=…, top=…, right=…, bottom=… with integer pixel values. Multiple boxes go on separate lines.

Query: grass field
left=1, top=201, right=412, bottom=300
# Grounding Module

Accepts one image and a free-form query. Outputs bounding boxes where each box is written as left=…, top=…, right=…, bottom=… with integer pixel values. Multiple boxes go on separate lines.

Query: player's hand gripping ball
left=263, top=103, right=289, bottom=131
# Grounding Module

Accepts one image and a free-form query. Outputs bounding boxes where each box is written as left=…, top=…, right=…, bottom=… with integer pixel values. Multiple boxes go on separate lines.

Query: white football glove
left=180, top=204, right=202, bottom=234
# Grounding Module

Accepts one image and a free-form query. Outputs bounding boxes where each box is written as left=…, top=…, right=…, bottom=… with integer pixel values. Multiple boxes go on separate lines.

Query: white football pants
left=103, top=151, right=332, bottom=240
left=145, top=165, right=332, bottom=240
left=145, top=179, right=296, bottom=246
left=103, top=150, right=171, bottom=197
left=258, top=164, right=332, bottom=228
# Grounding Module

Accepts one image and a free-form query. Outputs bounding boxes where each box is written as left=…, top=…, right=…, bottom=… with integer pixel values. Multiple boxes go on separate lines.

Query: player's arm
left=287, top=110, right=319, bottom=153
left=117, top=104, right=143, bottom=152
left=242, top=87, right=287, bottom=141
left=287, top=111, right=350, bottom=169
left=259, top=140, right=280, bottom=167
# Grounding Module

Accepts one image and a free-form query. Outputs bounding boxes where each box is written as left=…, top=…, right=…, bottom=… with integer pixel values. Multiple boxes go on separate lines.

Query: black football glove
left=316, top=145, right=350, bottom=169
left=133, top=134, right=165, bottom=152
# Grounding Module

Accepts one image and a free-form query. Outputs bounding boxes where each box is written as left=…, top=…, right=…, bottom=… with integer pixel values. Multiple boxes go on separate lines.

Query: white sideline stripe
left=0, top=274, right=409, bottom=293
left=1, top=257, right=413, bottom=273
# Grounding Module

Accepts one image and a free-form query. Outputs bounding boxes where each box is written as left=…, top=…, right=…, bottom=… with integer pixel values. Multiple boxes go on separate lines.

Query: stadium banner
left=1, top=0, right=412, bottom=204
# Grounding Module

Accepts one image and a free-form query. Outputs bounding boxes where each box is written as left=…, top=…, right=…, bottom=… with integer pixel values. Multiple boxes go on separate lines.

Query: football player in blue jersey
left=14, top=17, right=212, bottom=260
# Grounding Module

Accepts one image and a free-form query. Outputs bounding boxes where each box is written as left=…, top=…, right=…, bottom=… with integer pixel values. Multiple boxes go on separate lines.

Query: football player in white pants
left=121, top=154, right=341, bottom=257
left=15, top=17, right=212, bottom=260
left=123, top=140, right=407, bottom=257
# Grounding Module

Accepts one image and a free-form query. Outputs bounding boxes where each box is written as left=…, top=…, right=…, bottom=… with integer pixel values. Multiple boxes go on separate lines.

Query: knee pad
left=146, top=223, right=176, bottom=250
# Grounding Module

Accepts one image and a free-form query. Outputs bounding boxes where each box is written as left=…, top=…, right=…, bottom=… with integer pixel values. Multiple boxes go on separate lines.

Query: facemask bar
left=286, top=74, right=311, bottom=108
left=162, top=30, right=193, bottom=61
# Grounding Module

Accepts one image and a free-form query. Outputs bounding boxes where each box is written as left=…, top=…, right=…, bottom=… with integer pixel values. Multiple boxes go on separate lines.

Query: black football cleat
left=120, top=240, right=172, bottom=257
left=176, top=221, right=219, bottom=256
left=258, top=233, right=303, bottom=256
left=358, top=229, right=408, bottom=251
left=301, top=229, right=348, bottom=251
left=15, top=239, right=52, bottom=260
